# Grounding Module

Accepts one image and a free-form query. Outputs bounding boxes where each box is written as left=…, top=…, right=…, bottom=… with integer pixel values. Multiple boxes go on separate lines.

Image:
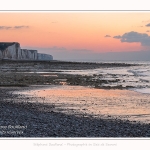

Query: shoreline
left=0, top=60, right=141, bottom=89
left=0, top=86, right=150, bottom=137
left=0, top=61, right=150, bottom=137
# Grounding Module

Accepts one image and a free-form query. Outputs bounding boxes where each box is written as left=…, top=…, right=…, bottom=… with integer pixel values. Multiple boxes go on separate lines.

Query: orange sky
left=0, top=12, right=150, bottom=53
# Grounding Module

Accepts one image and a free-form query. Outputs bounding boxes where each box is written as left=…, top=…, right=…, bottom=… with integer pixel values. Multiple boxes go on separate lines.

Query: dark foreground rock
left=0, top=60, right=139, bottom=89
left=0, top=60, right=137, bottom=71
left=0, top=88, right=150, bottom=137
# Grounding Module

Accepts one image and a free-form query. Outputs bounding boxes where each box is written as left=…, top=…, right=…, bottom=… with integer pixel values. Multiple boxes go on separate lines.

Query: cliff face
left=38, top=53, right=53, bottom=60
left=0, top=42, right=20, bottom=60
left=0, top=42, right=53, bottom=61
left=21, top=49, right=38, bottom=60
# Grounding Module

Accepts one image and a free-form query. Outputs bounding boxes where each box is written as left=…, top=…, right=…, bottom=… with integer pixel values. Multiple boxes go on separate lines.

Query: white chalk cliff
left=0, top=42, right=53, bottom=60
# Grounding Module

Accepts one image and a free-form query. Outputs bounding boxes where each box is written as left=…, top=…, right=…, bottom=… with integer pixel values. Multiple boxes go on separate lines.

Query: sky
left=1, top=12, right=150, bottom=61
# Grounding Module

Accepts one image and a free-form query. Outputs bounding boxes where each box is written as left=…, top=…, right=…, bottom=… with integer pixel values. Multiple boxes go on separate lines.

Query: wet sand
left=1, top=87, right=150, bottom=137
left=14, top=85, right=150, bottom=124
left=0, top=60, right=150, bottom=137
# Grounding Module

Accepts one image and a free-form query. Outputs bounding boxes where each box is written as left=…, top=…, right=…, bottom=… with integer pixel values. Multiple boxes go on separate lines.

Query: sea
left=14, top=60, right=150, bottom=124
left=55, top=60, right=150, bottom=94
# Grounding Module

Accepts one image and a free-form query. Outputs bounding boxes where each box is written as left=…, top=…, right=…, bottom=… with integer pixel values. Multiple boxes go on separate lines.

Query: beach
left=0, top=60, right=150, bottom=137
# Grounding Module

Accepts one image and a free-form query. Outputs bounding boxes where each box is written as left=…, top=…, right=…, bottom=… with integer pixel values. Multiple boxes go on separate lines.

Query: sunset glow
left=1, top=12, right=150, bottom=60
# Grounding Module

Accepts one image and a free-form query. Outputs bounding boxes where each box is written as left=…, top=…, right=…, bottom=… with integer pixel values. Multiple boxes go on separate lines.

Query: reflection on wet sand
left=15, top=85, right=150, bottom=123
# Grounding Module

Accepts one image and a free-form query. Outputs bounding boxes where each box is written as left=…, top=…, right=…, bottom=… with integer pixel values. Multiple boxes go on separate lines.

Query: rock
left=37, top=53, right=53, bottom=61
left=0, top=42, right=53, bottom=61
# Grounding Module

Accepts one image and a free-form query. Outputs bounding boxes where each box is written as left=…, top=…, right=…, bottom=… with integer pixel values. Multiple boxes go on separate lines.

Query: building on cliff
left=0, top=42, right=53, bottom=60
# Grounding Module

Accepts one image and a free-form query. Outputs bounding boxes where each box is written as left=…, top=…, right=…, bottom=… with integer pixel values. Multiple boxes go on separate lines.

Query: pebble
left=0, top=61, right=149, bottom=137
left=0, top=89, right=150, bottom=137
